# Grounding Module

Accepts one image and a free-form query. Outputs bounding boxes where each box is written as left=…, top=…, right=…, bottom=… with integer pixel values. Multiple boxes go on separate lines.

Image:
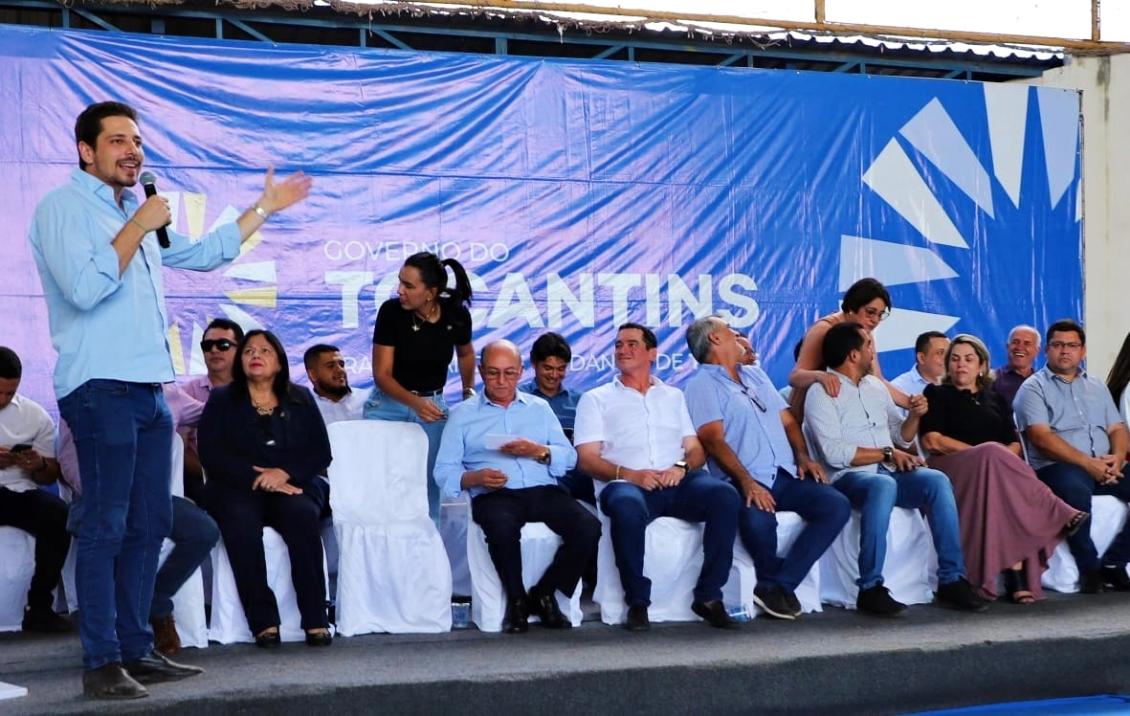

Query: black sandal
left=1065, top=511, right=1089, bottom=537
left=1003, top=566, right=1035, bottom=605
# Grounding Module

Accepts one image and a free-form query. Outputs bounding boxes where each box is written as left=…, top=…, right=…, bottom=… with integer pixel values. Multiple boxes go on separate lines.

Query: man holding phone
left=0, top=347, right=71, bottom=633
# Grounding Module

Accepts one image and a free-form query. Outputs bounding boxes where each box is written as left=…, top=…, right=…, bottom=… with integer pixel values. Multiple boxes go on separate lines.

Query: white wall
left=1026, top=55, right=1130, bottom=378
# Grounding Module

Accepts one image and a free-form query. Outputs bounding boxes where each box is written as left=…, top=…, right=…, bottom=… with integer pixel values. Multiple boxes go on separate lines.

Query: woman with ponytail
left=364, top=251, right=476, bottom=522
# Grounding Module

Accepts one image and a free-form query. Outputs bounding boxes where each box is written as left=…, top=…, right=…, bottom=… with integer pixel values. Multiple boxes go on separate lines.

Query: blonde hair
left=943, top=334, right=994, bottom=391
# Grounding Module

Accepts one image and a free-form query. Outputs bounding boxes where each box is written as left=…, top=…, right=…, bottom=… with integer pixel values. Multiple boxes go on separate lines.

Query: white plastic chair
left=1043, top=495, right=1130, bottom=592
left=209, top=527, right=329, bottom=643
left=466, top=519, right=583, bottom=632
left=818, top=506, right=938, bottom=608
left=724, top=511, right=823, bottom=617
left=439, top=495, right=474, bottom=597
left=160, top=437, right=208, bottom=648
left=327, top=420, right=452, bottom=636
left=594, top=512, right=706, bottom=625
left=0, top=527, right=35, bottom=631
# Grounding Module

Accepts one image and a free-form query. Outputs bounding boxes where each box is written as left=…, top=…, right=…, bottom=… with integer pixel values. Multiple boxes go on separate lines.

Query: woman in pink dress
left=919, top=334, right=1087, bottom=603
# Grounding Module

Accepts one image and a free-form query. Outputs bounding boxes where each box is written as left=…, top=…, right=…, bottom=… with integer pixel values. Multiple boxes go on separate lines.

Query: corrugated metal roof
left=314, top=0, right=1065, bottom=65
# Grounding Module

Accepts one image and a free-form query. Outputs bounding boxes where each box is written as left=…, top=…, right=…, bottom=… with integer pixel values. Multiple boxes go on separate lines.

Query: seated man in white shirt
left=304, top=344, right=367, bottom=426
left=0, top=347, right=71, bottom=633
left=574, top=323, right=741, bottom=631
left=889, top=331, right=949, bottom=413
left=804, top=323, right=985, bottom=617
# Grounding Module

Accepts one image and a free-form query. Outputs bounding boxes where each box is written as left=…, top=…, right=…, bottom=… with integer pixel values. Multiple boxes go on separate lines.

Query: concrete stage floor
left=3, top=591, right=1130, bottom=715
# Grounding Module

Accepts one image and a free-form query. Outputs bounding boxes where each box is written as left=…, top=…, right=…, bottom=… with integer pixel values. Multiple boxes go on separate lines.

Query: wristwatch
left=674, top=460, right=689, bottom=474
left=882, top=447, right=894, bottom=463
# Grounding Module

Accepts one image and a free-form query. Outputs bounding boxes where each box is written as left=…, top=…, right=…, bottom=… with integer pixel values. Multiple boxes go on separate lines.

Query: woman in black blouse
left=200, top=330, right=332, bottom=647
left=363, top=251, right=476, bottom=523
left=919, top=334, right=1084, bottom=603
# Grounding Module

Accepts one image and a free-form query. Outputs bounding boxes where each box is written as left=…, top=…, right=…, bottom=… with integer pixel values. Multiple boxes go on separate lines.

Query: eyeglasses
left=1048, top=341, right=1083, bottom=350
left=201, top=339, right=235, bottom=352
left=739, top=385, right=767, bottom=413
left=860, top=306, right=891, bottom=322
left=483, top=368, right=521, bottom=381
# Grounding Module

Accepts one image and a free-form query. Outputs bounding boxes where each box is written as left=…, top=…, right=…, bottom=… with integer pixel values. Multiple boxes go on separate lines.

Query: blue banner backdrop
left=0, top=24, right=1082, bottom=411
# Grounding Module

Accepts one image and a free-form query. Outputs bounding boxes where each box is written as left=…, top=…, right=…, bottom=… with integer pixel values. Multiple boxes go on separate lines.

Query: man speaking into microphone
left=27, top=101, right=311, bottom=700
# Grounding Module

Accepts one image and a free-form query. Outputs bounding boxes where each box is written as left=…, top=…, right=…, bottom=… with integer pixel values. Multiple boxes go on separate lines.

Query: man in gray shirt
left=1014, top=319, right=1130, bottom=594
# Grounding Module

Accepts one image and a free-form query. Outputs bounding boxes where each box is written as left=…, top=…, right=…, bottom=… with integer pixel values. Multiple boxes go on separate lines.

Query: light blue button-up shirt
left=685, top=363, right=794, bottom=488
left=28, top=169, right=240, bottom=399
left=434, top=390, right=577, bottom=500
left=1014, top=366, right=1123, bottom=470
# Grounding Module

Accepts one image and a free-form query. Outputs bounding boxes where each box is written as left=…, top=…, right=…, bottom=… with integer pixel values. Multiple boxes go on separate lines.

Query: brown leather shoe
left=82, top=663, right=148, bottom=700
left=151, top=614, right=182, bottom=656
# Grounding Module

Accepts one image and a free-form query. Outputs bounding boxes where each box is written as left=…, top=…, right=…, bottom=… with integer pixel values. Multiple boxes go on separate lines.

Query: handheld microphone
left=138, top=171, right=171, bottom=248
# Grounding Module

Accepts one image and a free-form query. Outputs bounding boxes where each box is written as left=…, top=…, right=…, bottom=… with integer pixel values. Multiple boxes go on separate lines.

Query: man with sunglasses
left=435, top=341, right=599, bottom=633
left=685, top=317, right=850, bottom=620
left=184, top=318, right=244, bottom=403
left=1015, top=319, right=1130, bottom=594
left=181, top=318, right=244, bottom=504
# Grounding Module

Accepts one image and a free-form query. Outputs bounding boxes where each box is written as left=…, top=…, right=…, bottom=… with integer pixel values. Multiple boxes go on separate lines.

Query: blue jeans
left=599, top=470, right=740, bottom=606
left=833, top=467, right=966, bottom=590
left=1036, top=462, right=1130, bottom=572
left=150, top=496, right=219, bottom=621
left=58, top=380, right=173, bottom=670
left=363, top=387, right=447, bottom=524
left=738, top=469, right=851, bottom=592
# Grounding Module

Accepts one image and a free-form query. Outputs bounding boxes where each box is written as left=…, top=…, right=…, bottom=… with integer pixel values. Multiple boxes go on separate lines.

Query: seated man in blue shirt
left=1015, top=319, right=1130, bottom=594
left=804, top=322, right=986, bottom=617
left=520, top=332, right=594, bottom=505
left=435, top=340, right=600, bottom=634
left=684, top=317, right=850, bottom=620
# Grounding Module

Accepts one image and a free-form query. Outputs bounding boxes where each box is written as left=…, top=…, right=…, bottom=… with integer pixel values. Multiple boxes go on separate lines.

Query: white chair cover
left=327, top=420, right=452, bottom=636
left=1043, top=495, right=1130, bottom=592
left=724, top=511, right=823, bottom=617
left=160, top=437, right=208, bottom=648
left=466, top=519, right=583, bottom=632
left=595, top=513, right=705, bottom=625
left=0, top=527, right=35, bottom=632
left=440, top=496, right=473, bottom=597
left=819, top=507, right=937, bottom=608
left=208, top=527, right=330, bottom=643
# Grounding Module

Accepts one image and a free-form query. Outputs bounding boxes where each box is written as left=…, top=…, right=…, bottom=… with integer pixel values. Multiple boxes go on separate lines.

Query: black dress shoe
left=505, top=595, right=529, bottom=634
left=856, top=585, right=907, bottom=617
left=83, top=663, right=148, bottom=700
left=305, top=629, right=333, bottom=647
left=936, top=578, right=989, bottom=613
left=625, top=604, right=650, bottom=631
left=1101, top=564, right=1130, bottom=592
left=255, top=628, right=282, bottom=649
left=123, top=650, right=204, bottom=684
left=1079, top=569, right=1106, bottom=594
left=22, top=606, right=73, bottom=633
left=691, top=599, right=738, bottom=629
left=528, top=588, right=571, bottom=629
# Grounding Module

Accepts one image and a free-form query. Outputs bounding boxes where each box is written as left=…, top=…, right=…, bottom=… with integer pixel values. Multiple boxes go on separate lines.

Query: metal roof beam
left=0, top=1, right=1053, bottom=78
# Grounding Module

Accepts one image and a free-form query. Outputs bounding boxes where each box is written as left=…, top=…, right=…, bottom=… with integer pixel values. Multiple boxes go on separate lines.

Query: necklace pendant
left=412, top=324, right=420, bottom=332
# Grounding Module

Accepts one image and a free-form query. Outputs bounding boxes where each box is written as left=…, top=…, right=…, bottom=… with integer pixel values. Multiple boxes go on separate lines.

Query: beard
left=319, top=382, right=350, bottom=399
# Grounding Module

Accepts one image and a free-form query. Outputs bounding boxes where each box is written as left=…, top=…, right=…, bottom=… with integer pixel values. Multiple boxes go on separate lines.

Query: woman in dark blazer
left=200, top=329, right=332, bottom=647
